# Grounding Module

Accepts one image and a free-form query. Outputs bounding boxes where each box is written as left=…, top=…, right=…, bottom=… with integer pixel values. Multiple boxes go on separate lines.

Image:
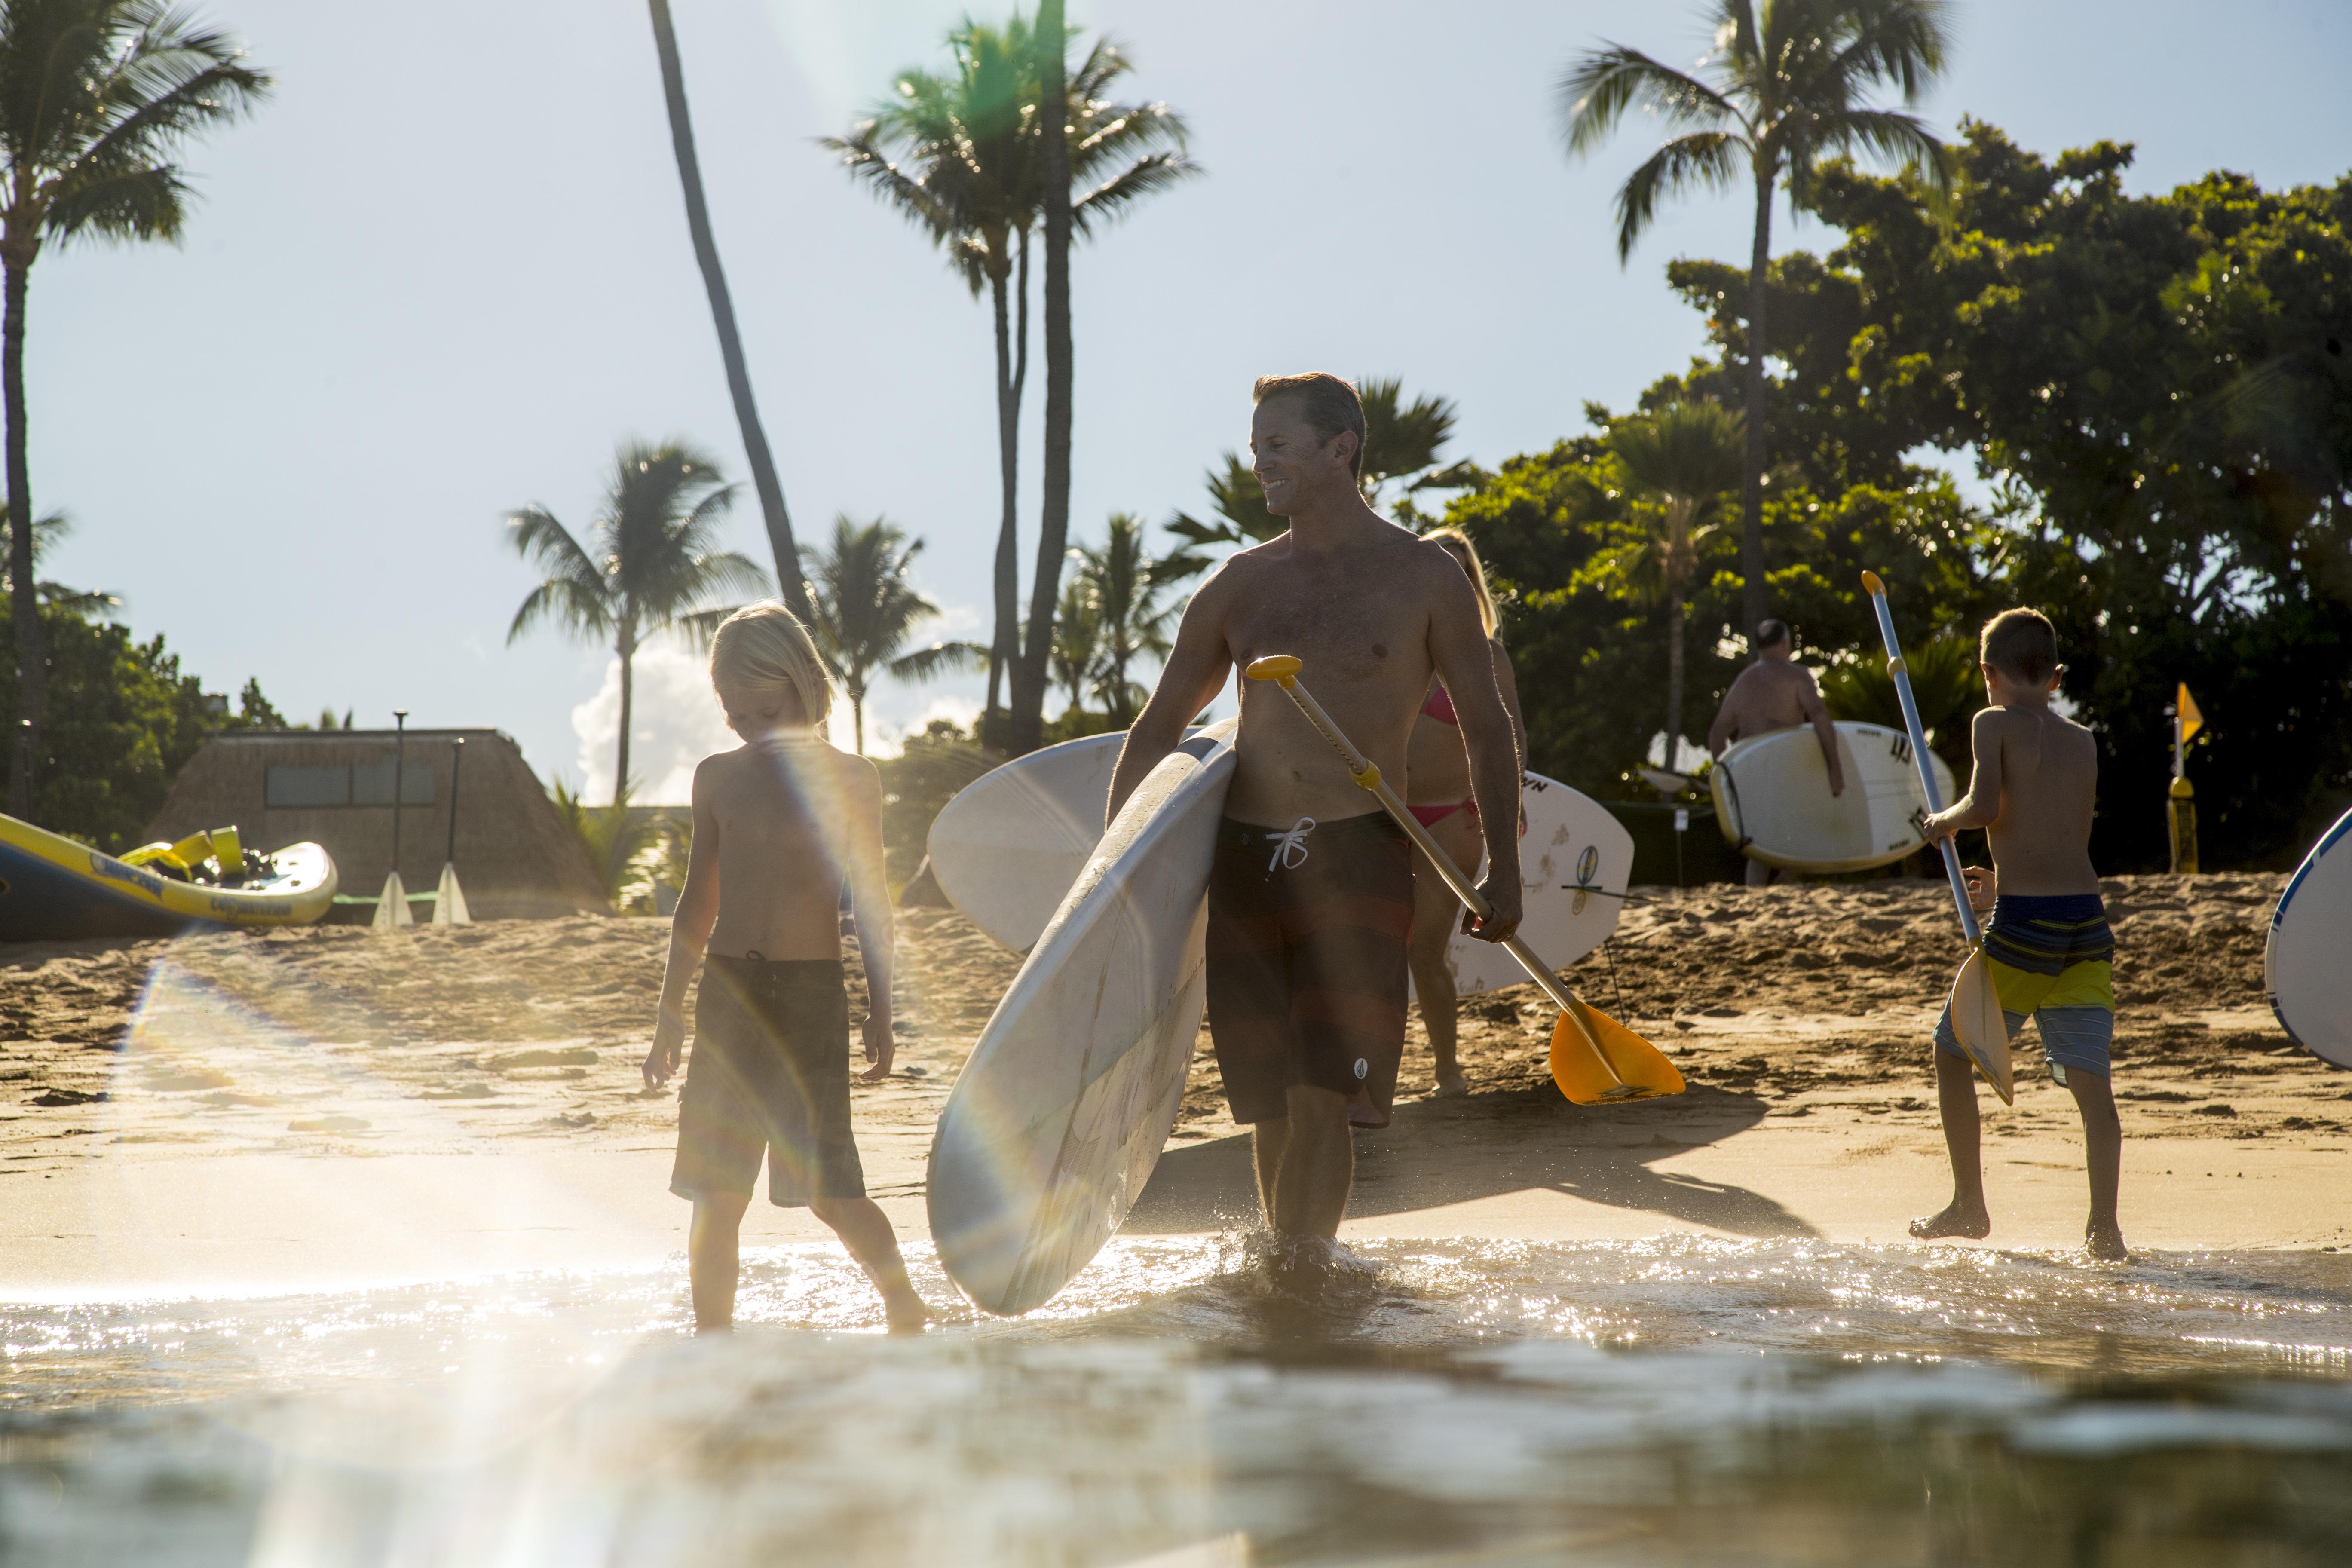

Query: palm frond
left=1558, top=43, right=1744, bottom=158
left=1796, top=106, right=1952, bottom=209
left=886, top=640, right=987, bottom=680
left=1070, top=148, right=1199, bottom=236
left=1612, top=131, right=1746, bottom=263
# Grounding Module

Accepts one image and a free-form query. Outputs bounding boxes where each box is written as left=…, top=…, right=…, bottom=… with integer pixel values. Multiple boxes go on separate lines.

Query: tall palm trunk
left=1737, top=162, right=1773, bottom=644
left=1664, top=497, right=1692, bottom=767
left=848, top=680, right=867, bottom=755
left=3, top=253, right=39, bottom=820
left=1011, top=0, right=1072, bottom=756
left=983, top=235, right=1029, bottom=753
left=614, top=620, right=638, bottom=807
left=646, top=0, right=811, bottom=625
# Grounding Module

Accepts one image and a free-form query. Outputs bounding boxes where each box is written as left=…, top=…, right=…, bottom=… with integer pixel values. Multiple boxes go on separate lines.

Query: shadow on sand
left=1124, top=1080, right=1818, bottom=1240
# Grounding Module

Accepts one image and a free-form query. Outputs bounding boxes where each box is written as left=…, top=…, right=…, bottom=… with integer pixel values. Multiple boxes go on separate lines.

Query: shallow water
left=5, top=1235, right=2352, bottom=1565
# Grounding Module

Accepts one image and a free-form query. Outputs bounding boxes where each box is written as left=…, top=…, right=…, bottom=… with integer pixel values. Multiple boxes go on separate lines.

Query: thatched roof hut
left=149, top=729, right=606, bottom=919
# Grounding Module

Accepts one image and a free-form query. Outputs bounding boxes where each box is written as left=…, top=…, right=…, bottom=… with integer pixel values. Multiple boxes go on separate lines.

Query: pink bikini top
left=1419, top=684, right=1458, bottom=727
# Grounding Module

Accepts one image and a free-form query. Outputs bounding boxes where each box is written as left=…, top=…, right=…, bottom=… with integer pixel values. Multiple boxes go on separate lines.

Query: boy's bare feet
left=884, top=1291, right=932, bottom=1334
left=1909, top=1202, right=1991, bottom=1241
left=2085, top=1219, right=2130, bottom=1262
left=1432, top=1072, right=1470, bottom=1099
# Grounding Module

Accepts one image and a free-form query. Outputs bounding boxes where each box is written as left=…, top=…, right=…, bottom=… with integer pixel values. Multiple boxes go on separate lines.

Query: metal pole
left=390, top=710, right=407, bottom=885
left=444, top=737, right=464, bottom=867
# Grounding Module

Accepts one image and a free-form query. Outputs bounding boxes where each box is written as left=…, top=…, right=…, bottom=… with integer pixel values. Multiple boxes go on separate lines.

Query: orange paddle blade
left=1948, top=947, right=2014, bottom=1105
left=1550, top=998, right=1686, bottom=1105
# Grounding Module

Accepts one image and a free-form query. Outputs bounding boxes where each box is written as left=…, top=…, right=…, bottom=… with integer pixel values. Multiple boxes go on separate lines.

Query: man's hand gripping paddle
left=1243, top=655, right=1684, bottom=1106
left=1859, top=573, right=2015, bottom=1105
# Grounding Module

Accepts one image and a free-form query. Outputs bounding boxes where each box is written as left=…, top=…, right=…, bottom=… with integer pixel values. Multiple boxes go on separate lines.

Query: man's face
left=1250, top=398, right=1355, bottom=517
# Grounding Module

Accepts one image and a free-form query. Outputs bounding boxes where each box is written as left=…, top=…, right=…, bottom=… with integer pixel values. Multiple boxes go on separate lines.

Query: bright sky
left=33, top=0, right=2352, bottom=799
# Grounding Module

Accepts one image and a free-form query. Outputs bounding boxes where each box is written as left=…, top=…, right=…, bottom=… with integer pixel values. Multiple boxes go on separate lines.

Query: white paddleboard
left=930, top=734, right=1626, bottom=982
left=926, top=729, right=1133, bottom=954
left=927, top=724, right=1235, bottom=1316
left=2267, top=806, right=2352, bottom=1069
left=1710, top=720, right=1958, bottom=874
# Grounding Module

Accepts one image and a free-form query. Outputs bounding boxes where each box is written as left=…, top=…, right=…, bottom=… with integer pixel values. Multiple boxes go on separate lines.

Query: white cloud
left=864, top=692, right=984, bottom=759
left=571, top=646, right=736, bottom=805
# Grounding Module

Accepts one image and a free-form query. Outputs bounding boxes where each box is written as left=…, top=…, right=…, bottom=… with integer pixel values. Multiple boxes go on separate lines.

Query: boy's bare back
left=1960, top=703, right=2100, bottom=897
left=695, top=739, right=882, bottom=962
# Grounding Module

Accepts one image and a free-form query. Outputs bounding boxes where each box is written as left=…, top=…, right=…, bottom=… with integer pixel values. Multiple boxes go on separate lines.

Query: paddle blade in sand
left=1553, top=997, right=1685, bottom=1105
left=432, top=863, right=471, bottom=926
left=1240, top=653, right=1682, bottom=1107
left=371, top=870, right=413, bottom=929
left=1946, top=947, right=2014, bottom=1105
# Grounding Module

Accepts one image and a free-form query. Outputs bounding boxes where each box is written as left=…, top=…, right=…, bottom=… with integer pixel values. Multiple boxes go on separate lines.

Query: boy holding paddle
left=1912, top=608, right=2126, bottom=1262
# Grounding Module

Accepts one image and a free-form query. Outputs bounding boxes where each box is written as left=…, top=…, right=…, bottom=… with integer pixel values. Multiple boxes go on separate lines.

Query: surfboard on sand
left=1710, top=720, right=1960, bottom=874
left=930, top=732, right=1631, bottom=987
left=927, top=723, right=1236, bottom=1317
left=2267, top=805, right=2352, bottom=1069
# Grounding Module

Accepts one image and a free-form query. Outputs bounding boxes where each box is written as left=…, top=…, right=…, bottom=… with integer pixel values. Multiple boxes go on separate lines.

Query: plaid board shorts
left=1205, top=812, right=1415, bottom=1127
left=671, top=954, right=867, bottom=1208
left=1936, top=892, right=2116, bottom=1079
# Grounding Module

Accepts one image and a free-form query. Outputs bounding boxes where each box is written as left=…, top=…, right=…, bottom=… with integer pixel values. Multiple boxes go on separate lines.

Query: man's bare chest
left=1224, top=571, right=1429, bottom=686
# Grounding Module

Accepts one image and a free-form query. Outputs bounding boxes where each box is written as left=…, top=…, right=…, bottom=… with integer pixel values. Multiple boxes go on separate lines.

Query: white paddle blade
left=433, top=863, right=471, bottom=926
left=371, top=870, right=413, bottom=929
left=1948, top=948, right=2013, bottom=1105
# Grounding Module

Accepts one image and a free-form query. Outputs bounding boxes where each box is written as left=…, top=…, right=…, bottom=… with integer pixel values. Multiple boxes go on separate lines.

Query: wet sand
left=2, top=873, right=2343, bottom=1298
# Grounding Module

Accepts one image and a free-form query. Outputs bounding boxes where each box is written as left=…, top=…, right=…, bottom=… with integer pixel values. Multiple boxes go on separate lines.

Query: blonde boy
left=643, top=603, right=930, bottom=1331
left=1912, top=608, right=2126, bottom=1261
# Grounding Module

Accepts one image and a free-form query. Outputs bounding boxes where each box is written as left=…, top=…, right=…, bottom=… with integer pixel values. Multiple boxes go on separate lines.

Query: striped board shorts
left=1205, top=812, right=1415, bottom=1127
left=1936, top=892, right=2116, bottom=1079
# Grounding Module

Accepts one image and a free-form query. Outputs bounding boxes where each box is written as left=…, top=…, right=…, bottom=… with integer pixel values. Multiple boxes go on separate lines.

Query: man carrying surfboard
left=1106, top=372, right=1524, bottom=1240
left=1706, top=620, right=1845, bottom=886
left=1911, top=607, right=2127, bottom=1262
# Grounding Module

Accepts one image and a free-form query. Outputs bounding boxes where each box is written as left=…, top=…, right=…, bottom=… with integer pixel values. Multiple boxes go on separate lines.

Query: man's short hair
left=1755, top=619, right=1791, bottom=651
left=1253, top=372, right=1366, bottom=479
left=1981, top=608, right=2059, bottom=684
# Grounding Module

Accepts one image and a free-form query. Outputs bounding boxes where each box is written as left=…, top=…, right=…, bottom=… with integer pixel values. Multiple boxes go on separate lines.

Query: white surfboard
left=927, top=724, right=1235, bottom=1316
left=930, top=735, right=1628, bottom=982
left=1710, top=720, right=1959, bottom=874
left=926, top=728, right=1133, bottom=955
left=2267, top=806, right=2352, bottom=1069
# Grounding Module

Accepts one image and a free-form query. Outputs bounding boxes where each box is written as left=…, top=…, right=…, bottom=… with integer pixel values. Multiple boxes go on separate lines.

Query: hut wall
left=148, top=730, right=607, bottom=919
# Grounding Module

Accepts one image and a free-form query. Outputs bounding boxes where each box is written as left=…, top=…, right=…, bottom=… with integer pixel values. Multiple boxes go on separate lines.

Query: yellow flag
left=2177, top=683, right=2204, bottom=744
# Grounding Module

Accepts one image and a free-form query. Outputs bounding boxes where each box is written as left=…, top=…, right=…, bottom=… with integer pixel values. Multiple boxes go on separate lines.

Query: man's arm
left=1706, top=672, right=1744, bottom=759
left=646, top=764, right=721, bottom=1089
left=842, top=757, right=897, bottom=1083
left=1106, top=570, right=1235, bottom=826
left=1924, top=708, right=2005, bottom=840
left=1427, top=559, right=1522, bottom=941
left=1798, top=671, right=1846, bottom=796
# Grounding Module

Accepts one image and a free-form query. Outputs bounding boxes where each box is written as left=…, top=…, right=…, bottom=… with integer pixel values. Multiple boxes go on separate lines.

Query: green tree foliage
left=0, top=597, right=279, bottom=850
left=825, top=18, right=1195, bottom=750
left=1666, top=122, right=2352, bottom=866
left=548, top=778, right=665, bottom=912
left=1078, top=513, right=1180, bottom=723
left=1047, top=572, right=1099, bottom=718
left=504, top=440, right=769, bottom=804
left=1559, top=0, right=1952, bottom=643
left=0, top=0, right=268, bottom=815
left=804, top=516, right=984, bottom=755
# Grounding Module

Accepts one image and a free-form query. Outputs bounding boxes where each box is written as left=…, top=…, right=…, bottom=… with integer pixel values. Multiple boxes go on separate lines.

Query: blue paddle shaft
left=1863, top=586, right=1986, bottom=948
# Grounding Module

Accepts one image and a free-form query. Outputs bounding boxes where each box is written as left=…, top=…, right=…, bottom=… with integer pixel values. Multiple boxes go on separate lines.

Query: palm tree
left=645, top=0, right=811, bottom=623
left=827, top=18, right=1196, bottom=754
left=804, top=516, right=985, bottom=754
left=1047, top=573, right=1099, bottom=719
left=1560, top=0, right=1953, bottom=642
left=1165, top=378, right=1463, bottom=564
left=505, top=440, right=769, bottom=803
left=1602, top=400, right=1745, bottom=764
left=2, top=506, right=119, bottom=619
left=1078, top=513, right=1179, bottom=725
left=0, top=0, right=267, bottom=816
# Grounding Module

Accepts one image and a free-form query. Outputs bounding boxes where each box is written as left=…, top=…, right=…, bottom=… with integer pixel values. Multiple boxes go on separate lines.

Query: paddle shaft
left=1259, top=671, right=1605, bottom=1040
left=1861, top=578, right=1986, bottom=948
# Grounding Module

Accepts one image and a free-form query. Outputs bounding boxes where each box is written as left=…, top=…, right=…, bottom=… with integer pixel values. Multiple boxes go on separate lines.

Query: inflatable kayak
left=0, top=814, right=337, bottom=941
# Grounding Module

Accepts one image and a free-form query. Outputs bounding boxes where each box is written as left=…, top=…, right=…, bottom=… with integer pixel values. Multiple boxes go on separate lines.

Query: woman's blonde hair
left=709, top=601, right=834, bottom=733
left=1425, top=527, right=1497, bottom=637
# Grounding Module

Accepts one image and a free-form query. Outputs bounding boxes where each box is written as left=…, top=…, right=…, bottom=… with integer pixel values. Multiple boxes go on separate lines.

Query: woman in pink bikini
left=1399, top=528, right=1524, bottom=1101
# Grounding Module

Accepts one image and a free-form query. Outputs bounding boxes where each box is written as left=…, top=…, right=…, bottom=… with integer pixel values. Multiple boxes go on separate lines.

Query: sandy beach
left=1, top=871, right=2337, bottom=1303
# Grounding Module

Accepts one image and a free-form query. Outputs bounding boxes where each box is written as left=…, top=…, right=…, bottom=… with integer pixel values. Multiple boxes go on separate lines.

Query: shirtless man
left=1106, top=373, right=1522, bottom=1240
left=1706, top=619, right=1846, bottom=885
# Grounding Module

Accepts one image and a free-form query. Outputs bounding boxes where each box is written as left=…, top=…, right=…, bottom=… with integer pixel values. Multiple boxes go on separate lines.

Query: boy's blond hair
left=1424, top=526, right=1498, bottom=636
left=1981, top=607, right=2059, bottom=685
left=710, top=601, right=834, bottom=732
